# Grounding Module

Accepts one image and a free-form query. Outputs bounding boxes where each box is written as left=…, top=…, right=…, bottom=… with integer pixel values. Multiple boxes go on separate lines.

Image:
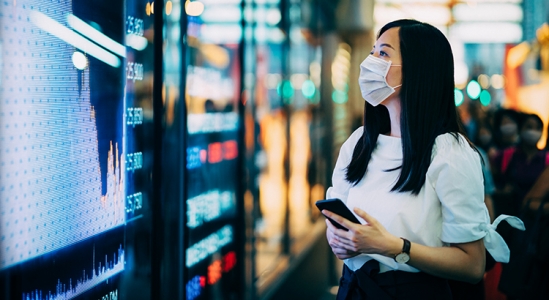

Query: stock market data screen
left=0, top=0, right=155, bottom=299
left=184, top=2, right=244, bottom=299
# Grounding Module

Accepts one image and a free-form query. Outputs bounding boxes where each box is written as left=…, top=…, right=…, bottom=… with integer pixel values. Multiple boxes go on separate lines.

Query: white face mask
left=500, top=123, right=518, bottom=136
left=521, top=130, right=542, bottom=146
left=359, top=55, right=402, bottom=106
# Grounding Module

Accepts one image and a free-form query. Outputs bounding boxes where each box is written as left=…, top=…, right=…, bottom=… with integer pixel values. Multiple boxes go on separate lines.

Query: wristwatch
left=394, top=238, right=411, bottom=264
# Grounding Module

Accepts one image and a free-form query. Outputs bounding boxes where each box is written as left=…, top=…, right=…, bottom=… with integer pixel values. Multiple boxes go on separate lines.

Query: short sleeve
left=427, top=134, right=524, bottom=263
left=427, top=134, right=487, bottom=244
left=326, top=127, right=364, bottom=204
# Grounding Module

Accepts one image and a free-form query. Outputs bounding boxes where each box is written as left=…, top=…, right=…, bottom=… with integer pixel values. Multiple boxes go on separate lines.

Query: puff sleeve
left=427, top=134, right=524, bottom=263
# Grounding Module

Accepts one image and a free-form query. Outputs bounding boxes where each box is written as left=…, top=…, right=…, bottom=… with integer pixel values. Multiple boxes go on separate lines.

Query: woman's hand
left=326, top=219, right=360, bottom=260
left=323, top=208, right=401, bottom=258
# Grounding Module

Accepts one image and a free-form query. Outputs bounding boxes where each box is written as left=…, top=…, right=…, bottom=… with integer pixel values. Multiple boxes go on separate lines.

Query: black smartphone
left=315, top=198, right=360, bottom=231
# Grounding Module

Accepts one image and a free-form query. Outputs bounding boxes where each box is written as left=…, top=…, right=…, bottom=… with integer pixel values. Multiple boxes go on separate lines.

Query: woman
left=322, top=19, right=524, bottom=299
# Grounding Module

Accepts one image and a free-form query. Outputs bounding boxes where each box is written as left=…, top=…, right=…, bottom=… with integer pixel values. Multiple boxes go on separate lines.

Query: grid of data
left=0, top=0, right=126, bottom=269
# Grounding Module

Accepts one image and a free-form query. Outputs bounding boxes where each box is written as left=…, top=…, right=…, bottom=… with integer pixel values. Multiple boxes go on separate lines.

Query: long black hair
left=345, top=19, right=469, bottom=195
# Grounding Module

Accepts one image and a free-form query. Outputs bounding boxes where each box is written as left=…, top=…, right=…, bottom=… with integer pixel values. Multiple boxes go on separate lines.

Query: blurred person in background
left=321, top=19, right=523, bottom=300
left=492, top=109, right=520, bottom=151
left=497, top=115, right=549, bottom=300
left=492, top=113, right=549, bottom=217
left=458, top=101, right=477, bottom=140
left=474, top=118, right=498, bottom=160
left=523, top=164, right=549, bottom=214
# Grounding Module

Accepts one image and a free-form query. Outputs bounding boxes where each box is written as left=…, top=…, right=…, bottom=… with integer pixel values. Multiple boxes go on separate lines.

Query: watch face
left=395, top=253, right=410, bottom=264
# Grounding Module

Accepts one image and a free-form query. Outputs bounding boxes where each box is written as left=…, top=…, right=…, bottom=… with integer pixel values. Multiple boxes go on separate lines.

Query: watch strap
left=401, top=238, right=410, bottom=254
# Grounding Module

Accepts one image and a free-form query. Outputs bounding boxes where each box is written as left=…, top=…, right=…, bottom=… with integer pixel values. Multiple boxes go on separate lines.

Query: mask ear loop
left=388, top=64, right=402, bottom=89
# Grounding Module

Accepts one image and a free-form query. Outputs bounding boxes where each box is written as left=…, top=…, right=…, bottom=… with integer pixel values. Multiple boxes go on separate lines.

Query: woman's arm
left=323, top=208, right=485, bottom=284
left=404, top=239, right=485, bottom=284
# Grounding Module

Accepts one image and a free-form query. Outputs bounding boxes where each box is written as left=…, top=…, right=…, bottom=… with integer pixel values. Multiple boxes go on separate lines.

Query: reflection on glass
left=288, top=111, right=311, bottom=240
left=183, top=1, right=244, bottom=299
left=253, top=39, right=287, bottom=280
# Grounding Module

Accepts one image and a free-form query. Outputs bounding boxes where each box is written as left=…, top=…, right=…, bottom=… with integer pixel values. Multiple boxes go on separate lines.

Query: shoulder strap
left=501, top=147, right=516, bottom=174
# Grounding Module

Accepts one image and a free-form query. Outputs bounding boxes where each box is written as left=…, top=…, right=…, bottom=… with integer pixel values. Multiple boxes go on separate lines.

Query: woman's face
left=371, top=27, right=403, bottom=93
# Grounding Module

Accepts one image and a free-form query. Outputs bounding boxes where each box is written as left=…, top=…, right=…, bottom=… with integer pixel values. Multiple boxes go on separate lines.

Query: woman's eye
left=380, top=51, right=388, bottom=57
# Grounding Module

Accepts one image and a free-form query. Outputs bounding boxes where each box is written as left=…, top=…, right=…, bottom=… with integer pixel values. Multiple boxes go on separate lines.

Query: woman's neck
left=383, top=96, right=402, bottom=137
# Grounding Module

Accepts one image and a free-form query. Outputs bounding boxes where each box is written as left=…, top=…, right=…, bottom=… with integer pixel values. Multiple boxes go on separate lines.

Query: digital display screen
left=0, top=0, right=154, bottom=298
left=183, top=4, right=244, bottom=299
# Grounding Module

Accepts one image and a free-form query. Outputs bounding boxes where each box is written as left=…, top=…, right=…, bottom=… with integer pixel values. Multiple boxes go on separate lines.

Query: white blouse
left=327, top=127, right=524, bottom=272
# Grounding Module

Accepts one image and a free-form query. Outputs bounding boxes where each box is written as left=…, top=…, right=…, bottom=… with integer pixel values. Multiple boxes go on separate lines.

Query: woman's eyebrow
left=379, top=43, right=395, bottom=50
left=372, top=43, right=395, bottom=51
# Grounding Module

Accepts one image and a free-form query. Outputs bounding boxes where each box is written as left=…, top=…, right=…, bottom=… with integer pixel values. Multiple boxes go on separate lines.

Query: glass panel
left=183, top=1, right=245, bottom=299
left=253, top=37, right=288, bottom=291
left=286, top=3, right=316, bottom=251
left=161, top=0, right=185, bottom=298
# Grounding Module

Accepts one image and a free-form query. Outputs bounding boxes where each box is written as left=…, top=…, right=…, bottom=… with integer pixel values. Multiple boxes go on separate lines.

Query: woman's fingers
left=331, top=246, right=359, bottom=260
left=324, top=213, right=363, bottom=249
left=353, top=207, right=377, bottom=226
left=325, top=215, right=352, bottom=236
left=326, top=220, right=354, bottom=249
left=322, top=209, right=355, bottom=231
left=326, top=208, right=395, bottom=256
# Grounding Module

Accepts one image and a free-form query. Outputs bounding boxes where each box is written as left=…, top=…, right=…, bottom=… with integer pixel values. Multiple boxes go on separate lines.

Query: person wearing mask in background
left=493, top=113, right=549, bottom=216
left=492, top=109, right=520, bottom=151
left=497, top=115, right=549, bottom=299
left=475, top=121, right=498, bottom=161
left=322, top=19, right=523, bottom=299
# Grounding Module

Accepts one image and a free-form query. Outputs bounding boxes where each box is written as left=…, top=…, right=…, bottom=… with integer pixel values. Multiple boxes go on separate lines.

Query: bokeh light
left=332, top=90, right=348, bottom=104
left=166, top=1, right=173, bottom=15
left=478, top=74, right=490, bottom=89
left=491, top=74, right=505, bottom=89
left=466, top=80, right=481, bottom=99
left=277, top=80, right=294, bottom=102
left=454, top=88, right=464, bottom=106
left=301, top=80, right=315, bottom=99
left=185, top=0, right=204, bottom=16
left=72, top=51, right=88, bottom=70
left=480, top=90, right=491, bottom=106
